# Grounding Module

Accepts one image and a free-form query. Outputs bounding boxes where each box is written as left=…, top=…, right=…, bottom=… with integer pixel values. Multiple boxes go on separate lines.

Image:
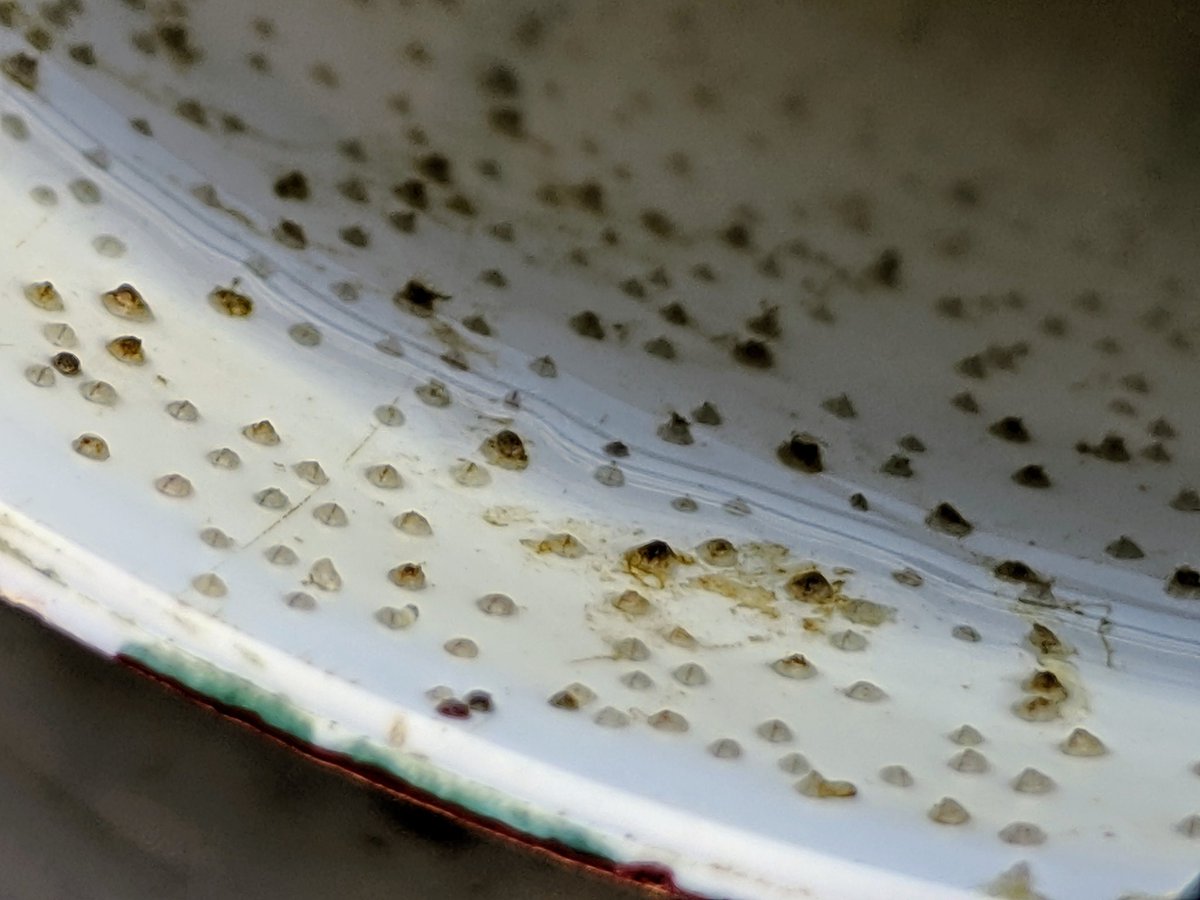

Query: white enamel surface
left=2, top=3, right=1199, bottom=898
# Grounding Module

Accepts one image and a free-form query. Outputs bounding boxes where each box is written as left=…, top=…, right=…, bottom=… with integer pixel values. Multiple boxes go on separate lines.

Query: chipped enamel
left=2, top=4, right=1200, bottom=900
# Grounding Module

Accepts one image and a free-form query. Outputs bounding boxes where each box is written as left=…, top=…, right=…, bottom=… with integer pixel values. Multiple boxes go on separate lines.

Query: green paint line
left=122, top=641, right=613, bottom=860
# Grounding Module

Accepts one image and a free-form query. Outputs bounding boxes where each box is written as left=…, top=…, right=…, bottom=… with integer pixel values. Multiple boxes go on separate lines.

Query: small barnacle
left=107, top=335, right=146, bottom=365
left=394, top=279, right=449, bottom=317
left=1076, top=433, right=1130, bottom=462
left=1027, top=623, right=1072, bottom=657
left=664, top=625, right=697, bottom=648
left=375, top=604, right=419, bottom=630
left=880, top=765, right=913, bottom=787
left=72, top=433, right=109, bottom=461
left=594, top=707, right=630, bottom=728
left=708, top=739, right=742, bottom=759
left=80, top=380, right=117, bottom=405
left=307, top=558, right=342, bottom=592
left=988, top=415, right=1030, bottom=443
left=527, top=355, right=558, bottom=378
left=191, top=573, right=227, bottom=598
left=757, top=719, right=793, bottom=743
left=849, top=493, right=869, bottom=510
left=993, top=560, right=1047, bottom=587
left=569, top=310, right=606, bottom=340
left=840, top=598, right=894, bottom=626
left=612, top=589, right=651, bottom=616
left=1, top=52, right=38, bottom=91
left=691, top=401, right=721, bottom=426
left=1167, top=566, right=1200, bottom=598
left=155, top=473, right=193, bottom=498
left=779, top=753, right=811, bottom=775
left=1061, top=727, right=1106, bottom=757
left=1105, top=535, right=1144, bottom=559
left=621, top=670, right=654, bottom=690
left=293, top=460, right=328, bottom=485
left=101, top=283, right=153, bottom=322
left=465, top=690, right=493, bottom=713
left=1171, top=489, right=1200, bottom=512
left=829, top=630, right=867, bottom=651
left=949, top=748, right=989, bottom=774
left=897, top=435, right=925, bottom=453
left=951, top=391, right=979, bottom=414
left=772, top=653, right=817, bottom=680
left=24, top=281, right=63, bottom=311
left=200, top=528, right=232, bottom=549
left=880, top=454, right=913, bottom=478
left=732, top=338, right=774, bottom=369
left=697, top=538, right=737, bottom=567
left=477, top=593, right=516, bottom=616
left=928, top=797, right=969, bottom=825
left=313, top=503, right=348, bottom=527
left=415, top=379, right=451, bottom=407
left=925, top=502, right=972, bottom=537
left=785, top=569, right=836, bottom=603
left=273, top=170, right=310, bottom=200
left=613, top=637, right=651, bottom=661
left=673, top=662, right=708, bottom=686
left=657, top=412, right=694, bottom=446
left=395, top=511, right=433, bottom=536
left=451, top=460, right=490, bottom=487
left=273, top=219, right=307, bottom=249
left=647, top=709, right=689, bottom=733
left=1013, top=768, right=1054, bottom=794
left=892, top=568, right=923, bottom=587
left=795, top=771, right=857, bottom=799
left=444, top=638, right=479, bottom=659
left=265, top=545, right=298, bottom=566
left=999, top=822, right=1046, bottom=846
left=207, top=448, right=241, bottom=469
left=242, top=420, right=280, bottom=445
left=254, top=487, right=289, bottom=509
left=952, top=624, right=980, bottom=642
left=869, top=248, right=901, bottom=287
left=481, top=429, right=529, bottom=470
left=949, top=725, right=983, bottom=746
left=1177, top=816, right=1200, bottom=838
left=166, top=400, right=199, bottom=421
left=388, top=563, right=427, bottom=590
left=289, top=323, right=322, bottom=347
left=624, top=539, right=685, bottom=586
left=776, top=433, right=823, bottom=473
left=365, top=463, right=403, bottom=489
left=821, top=394, right=856, bottom=419
left=209, top=286, right=254, bottom=317
left=844, top=681, right=886, bottom=702
left=1012, top=464, right=1051, bottom=488
left=51, top=352, right=80, bottom=376
left=549, top=682, right=596, bottom=710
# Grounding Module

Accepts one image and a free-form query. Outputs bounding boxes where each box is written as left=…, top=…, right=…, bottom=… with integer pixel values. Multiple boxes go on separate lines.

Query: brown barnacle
left=1023, top=669, right=1068, bottom=701
left=1012, top=695, right=1063, bottom=722
left=209, top=285, right=254, bottom=317
left=776, top=433, right=824, bottom=473
left=524, top=532, right=587, bottom=558
left=480, top=429, right=529, bottom=470
left=101, top=283, right=153, bottom=321
left=387, top=562, right=427, bottom=590
left=839, top=598, right=895, bottom=626
left=795, top=771, right=857, bottom=799
left=785, top=569, right=837, bottom=603
left=624, top=539, right=687, bottom=587
left=1027, top=622, right=1072, bottom=658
